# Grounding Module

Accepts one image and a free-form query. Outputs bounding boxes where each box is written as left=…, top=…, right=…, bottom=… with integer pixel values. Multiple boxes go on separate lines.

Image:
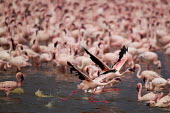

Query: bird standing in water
left=0, top=72, right=24, bottom=96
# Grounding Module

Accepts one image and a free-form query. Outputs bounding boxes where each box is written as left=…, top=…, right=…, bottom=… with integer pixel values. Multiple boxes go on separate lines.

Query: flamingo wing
left=67, top=61, right=92, bottom=81
left=82, top=47, right=110, bottom=71
left=113, top=45, right=128, bottom=66
left=100, top=53, right=128, bottom=75
left=112, top=55, right=128, bottom=72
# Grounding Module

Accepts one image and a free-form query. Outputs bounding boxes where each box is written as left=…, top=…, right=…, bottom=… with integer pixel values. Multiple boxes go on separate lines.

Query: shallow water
left=0, top=51, right=170, bottom=113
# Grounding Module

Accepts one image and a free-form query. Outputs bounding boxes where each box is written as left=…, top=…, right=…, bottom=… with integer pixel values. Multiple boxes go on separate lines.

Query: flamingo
left=145, top=77, right=170, bottom=91
left=38, top=50, right=53, bottom=66
left=138, top=51, right=161, bottom=69
left=0, top=50, right=11, bottom=61
left=159, top=35, right=170, bottom=45
left=82, top=45, right=128, bottom=73
left=165, top=48, right=170, bottom=56
left=0, top=72, right=24, bottom=96
left=146, top=93, right=170, bottom=107
left=84, top=65, right=100, bottom=80
left=7, top=56, right=31, bottom=72
left=134, top=64, right=161, bottom=82
left=61, top=61, right=121, bottom=103
left=136, top=83, right=163, bottom=101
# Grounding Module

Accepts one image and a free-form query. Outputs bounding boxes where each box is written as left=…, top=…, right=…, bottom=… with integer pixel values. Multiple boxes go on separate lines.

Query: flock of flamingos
left=0, top=0, right=170, bottom=108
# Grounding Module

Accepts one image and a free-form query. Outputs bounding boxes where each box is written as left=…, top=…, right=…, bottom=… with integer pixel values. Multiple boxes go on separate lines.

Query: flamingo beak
left=143, top=77, right=146, bottom=83
left=21, top=74, right=24, bottom=83
left=115, top=78, right=121, bottom=81
left=21, top=46, right=23, bottom=50
left=146, top=102, right=150, bottom=106
left=128, top=68, right=135, bottom=72
left=136, top=85, right=139, bottom=92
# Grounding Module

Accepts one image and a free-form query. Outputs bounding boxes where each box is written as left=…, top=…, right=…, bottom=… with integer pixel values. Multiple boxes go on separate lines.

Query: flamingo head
left=54, top=41, right=58, bottom=48
left=115, top=77, right=121, bottom=82
left=128, top=67, right=135, bottom=72
left=16, top=72, right=24, bottom=83
left=136, top=83, right=141, bottom=92
left=143, top=77, right=146, bottom=83
left=146, top=101, right=156, bottom=106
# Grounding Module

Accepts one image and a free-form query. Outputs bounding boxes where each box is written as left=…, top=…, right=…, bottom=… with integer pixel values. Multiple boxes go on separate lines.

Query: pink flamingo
left=145, top=77, right=170, bottom=91
left=82, top=46, right=128, bottom=72
left=165, top=48, right=170, bottom=56
left=136, top=83, right=163, bottom=101
left=134, top=64, right=161, bottom=82
left=61, top=61, right=121, bottom=103
left=138, top=51, right=161, bottom=69
left=0, top=72, right=24, bottom=96
left=146, top=93, right=170, bottom=107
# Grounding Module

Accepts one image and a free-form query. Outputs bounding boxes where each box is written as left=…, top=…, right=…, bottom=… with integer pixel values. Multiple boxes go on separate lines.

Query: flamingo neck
left=145, top=79, right=153, bottom=90
left=120, top=69, right=130, bottom=76
left=48, top=52, right=53, bottom=61
left=16, top=77, right=22, bottom=87
left=153, top=60, right=161, bottom=68
left=98, top=45, right=104, bottom=58
left=136, top=65, right=142, bottom=79
left=88, top=68, right=93, bottom=79
left=138, top=84, right=142, bottom=101
left=77, top=62, right=85, bottom=70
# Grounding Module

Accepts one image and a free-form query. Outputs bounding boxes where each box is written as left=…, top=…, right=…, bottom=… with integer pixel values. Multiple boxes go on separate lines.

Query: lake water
left=0, top=51, right=170, bottom=113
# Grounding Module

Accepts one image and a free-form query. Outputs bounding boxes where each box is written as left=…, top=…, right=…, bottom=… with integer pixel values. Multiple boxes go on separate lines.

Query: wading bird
left=61, top=61, right=121, bottom=103
left=0, top=72, right=24, bottom=96
left=136, top=83, right=163, bottom=101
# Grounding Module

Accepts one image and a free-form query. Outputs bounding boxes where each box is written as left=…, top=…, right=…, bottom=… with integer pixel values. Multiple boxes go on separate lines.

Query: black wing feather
left=113, top=45, right=128, bottom=66
left=82, top=47, right=109, bottom=71
left=67, top=61, right=92, bottom=81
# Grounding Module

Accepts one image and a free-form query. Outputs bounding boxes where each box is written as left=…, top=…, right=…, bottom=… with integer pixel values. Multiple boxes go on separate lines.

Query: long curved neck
left=77, top=61, right=85, bottom=70
left=153, top=60, right=161, bottom=68
left=138, top=84, right=142, bottom=101
left=136, top=65, right=142, bottom=79
left=22, top=54, right=29, bottom=61
left=48, top=51, right=53, bottom=61
left=88, top=68, right=93, bottom=79
left=145, top=79, right=153, bottom=90
left=16, top=76, right=22, bottom=87
left=98, top=43, right=104, bottom=59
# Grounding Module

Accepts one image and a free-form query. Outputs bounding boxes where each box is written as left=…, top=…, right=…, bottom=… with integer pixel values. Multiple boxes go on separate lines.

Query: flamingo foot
left=61, top=98, right=67, bottom=101
left=60, top=89, right=82, bottom=101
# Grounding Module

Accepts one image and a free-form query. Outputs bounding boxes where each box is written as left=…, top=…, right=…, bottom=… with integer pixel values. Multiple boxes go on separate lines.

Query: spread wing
left=82, top=47, right=110, bottom=71
left=99, top=55, right=127, bottom=76
left=67, top=61, right=92, bottom=81
left=113, top=45, right=128, bottom=66
left=112, top=55, right=128, bottom=72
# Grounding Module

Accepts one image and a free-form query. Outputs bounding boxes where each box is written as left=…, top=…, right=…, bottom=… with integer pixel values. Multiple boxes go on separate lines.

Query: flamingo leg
left=61, top=89, right=82, bottom=101
left=88, top=88, right=108, bottom=103
left=102, top=88, right=120, bottom=92
left=147, top=62, right=150, bottom=70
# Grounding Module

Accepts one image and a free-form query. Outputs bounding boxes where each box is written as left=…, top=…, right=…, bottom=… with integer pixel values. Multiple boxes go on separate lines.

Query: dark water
left=0, top=51, right=170, bottom=113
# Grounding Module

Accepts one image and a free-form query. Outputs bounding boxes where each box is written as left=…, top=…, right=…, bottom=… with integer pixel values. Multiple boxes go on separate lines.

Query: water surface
left=0, top=51, right=170, bottom=113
